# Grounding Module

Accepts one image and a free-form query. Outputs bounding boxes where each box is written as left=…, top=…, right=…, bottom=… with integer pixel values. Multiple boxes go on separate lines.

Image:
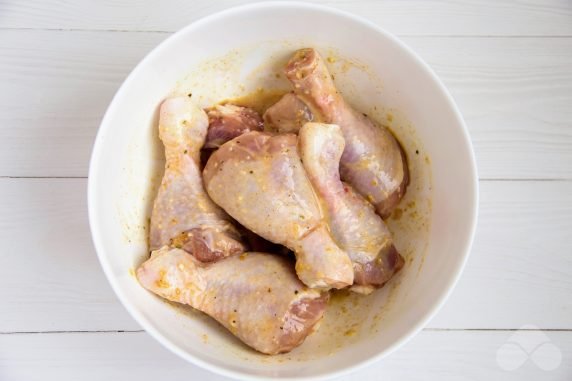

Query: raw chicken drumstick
left=202, top=103, right=289, bottom=254
left=149, top=96, right=245, bottom=262
left=299, top=123, right=404, bottom=294
left=203, top=131, right=354, bottom=289
left=285, top=48, right=409, bottom=218
left=138, top=247, right=328, bottom=354
left=204, top=104, right=263, bottom=149
left=263, top=92, right=312, bottom=133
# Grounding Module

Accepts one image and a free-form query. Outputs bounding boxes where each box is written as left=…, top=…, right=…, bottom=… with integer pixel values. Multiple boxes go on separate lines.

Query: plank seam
left=424, top=328, right=572, bottom=332
left=1, top=28, right=572, bottom=38
left=0, top=330, right=144, bottom=335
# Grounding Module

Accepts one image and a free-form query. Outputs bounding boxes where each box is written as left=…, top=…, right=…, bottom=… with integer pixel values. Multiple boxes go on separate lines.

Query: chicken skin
left=263, top=92, right=312, bottom=133
left=205, top=104, right=264, bottom=149
left=285, top=48, right=409, bottom=218
left=203, top=131, right=354, bottom=289
left=149, top=96, right=245, bottom=262
left=138, top=43, right=416, bottom=356
left=138, top=247, right=328, bottom=354
left=299, top=123, right=404, bottom=293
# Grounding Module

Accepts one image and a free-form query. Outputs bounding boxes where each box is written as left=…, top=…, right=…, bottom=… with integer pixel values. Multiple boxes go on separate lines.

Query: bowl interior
left=89, top=3, right=477, bottom=379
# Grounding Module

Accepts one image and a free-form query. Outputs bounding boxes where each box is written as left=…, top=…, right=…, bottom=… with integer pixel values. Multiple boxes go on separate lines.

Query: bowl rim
left=88, top=2, right=479, bottom=380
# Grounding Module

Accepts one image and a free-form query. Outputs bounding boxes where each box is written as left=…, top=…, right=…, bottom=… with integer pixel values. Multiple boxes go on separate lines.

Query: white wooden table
left=1, top=1, right=571, bottom=380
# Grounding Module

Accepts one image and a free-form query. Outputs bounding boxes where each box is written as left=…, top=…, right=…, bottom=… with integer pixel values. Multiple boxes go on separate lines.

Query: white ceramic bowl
left=88, top=2, right=478, bottom=380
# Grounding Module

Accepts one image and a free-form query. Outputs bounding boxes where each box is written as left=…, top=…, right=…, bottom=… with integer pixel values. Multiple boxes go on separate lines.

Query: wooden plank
left=0, top=179, right=140, bottom=332
left=1, top=0, right=571, bottom=36
left=403, top=36, right=572, bottom=180
left=428, top=180, right=572, bottom=329
left=1, top=30, right=570, bottom=178
left=1, top=178, right=571, bottom=332
left=0, top=30, right=166, bottom=178
left=0, top=330, right=570, bottom=380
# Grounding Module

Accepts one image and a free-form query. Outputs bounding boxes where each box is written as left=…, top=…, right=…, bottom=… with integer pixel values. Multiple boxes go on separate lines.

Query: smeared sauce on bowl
left=122, top=43, right=433, bottom=362
left=220, top=88, right=288, bottom=115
